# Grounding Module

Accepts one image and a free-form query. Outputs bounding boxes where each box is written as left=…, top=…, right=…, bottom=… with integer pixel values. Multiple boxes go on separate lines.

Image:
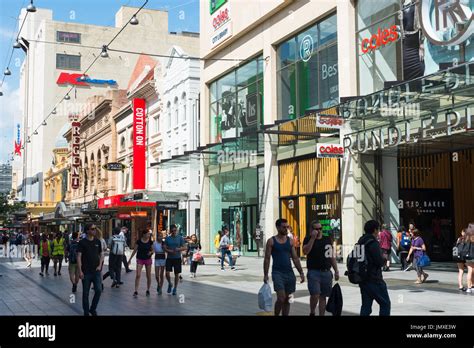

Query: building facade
left=17, top=6, right=199, bottom=204
left=0, top=164, right=13, bottom=195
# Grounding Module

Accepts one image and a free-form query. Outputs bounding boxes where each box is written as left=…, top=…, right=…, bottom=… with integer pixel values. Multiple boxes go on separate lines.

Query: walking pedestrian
left=120, top=227, right=132, bottom=273
left=164, top=224, right=187, bottom=295
left=454, top=228, right=467, bottom=291
left=357, top=220, right=391, bottom=316
left=263, top=218, right=305, bottom=316
left=214, top=230, right=222, bottom=263
left=219, top=228, right=235, bottom=271
left=77, top=224, right=104, bottom=316
left=65, top=231, right=80, bottom=293
left=51, top=232, right=66, bottom=276
left=39, top=234, right=52, bottom=276
left=154, top=231, right=166, bottom=295
left=396, top=226, right=411, bottom=271
left=128, top=229, right=154, bottom=297
left=302, top=220, right=339, bottom=316
left=187, top=234, right=202, bottom=278
left=106, top=227, right=126, bottom=288
left=407, top=229, right=429, bottom=284
left=464, top=224, right=474, bottom=293
left=379, top=224, right=393, bottom=272
left=23, top=233, right=34, bottom=268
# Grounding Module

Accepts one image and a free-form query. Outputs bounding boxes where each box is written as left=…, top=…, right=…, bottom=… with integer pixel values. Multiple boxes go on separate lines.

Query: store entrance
left=398, top=149, right=474, bottom=261
left=228, top=204, right=258, bottom=254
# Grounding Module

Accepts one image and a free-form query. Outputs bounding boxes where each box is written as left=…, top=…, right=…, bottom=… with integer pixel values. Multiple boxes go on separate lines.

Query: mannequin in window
left=402, top=0, right=425, bottom=79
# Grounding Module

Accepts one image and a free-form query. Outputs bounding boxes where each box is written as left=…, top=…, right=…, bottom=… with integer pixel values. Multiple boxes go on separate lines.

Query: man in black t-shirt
left=77, top=223, right=104, bottom=316
left=302, top=220, right=339, bottom=316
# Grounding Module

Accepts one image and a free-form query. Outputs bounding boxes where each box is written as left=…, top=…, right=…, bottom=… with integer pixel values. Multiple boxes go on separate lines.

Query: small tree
left=0, top=193, right=26, bottom=226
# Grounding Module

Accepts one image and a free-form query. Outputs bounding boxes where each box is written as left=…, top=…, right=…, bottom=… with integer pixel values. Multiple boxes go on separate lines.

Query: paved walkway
left=0, top=254, right=472, bottom=316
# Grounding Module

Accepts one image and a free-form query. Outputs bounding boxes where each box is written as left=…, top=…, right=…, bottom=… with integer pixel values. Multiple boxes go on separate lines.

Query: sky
left=0, top=0, right=200, bottom=164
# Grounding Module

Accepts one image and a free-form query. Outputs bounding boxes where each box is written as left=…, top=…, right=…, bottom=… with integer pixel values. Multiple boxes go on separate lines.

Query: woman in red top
left=39, top=233, right=52, bottom=276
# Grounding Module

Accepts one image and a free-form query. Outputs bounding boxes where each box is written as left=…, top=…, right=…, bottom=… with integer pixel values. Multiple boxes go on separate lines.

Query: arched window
left=167, top=101, right=172, bottom=129
left=97, top=150, right=102, bottom=183
left=174, top=97, right=179, bottom=126
left=181, top=92, right=187, bottom=122
left=90, top=153, right=95, bottom=191
left=120, top=136, right=126, bottom=152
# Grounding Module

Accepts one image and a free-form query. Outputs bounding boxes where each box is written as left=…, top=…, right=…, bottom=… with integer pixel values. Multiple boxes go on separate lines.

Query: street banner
left=133, top=98, right=146, bottom=190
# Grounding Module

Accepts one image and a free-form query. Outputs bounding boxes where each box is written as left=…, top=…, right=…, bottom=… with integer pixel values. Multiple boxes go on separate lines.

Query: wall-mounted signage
left=14, top=124, right=21, bottom=156
left=316, top=144, right=344, bottom=158
left=131, top=211, right=147, bottom=217
left=56, top=72, right=117, bottom=86
left=210, top=0, right=227, bottom=14
left=316, top=114, right=344, bottom=129
left=300, top=34, right=314, bottom=62
left=156, top=201, right=179, bottom=210
left=133, top=98, right=146, bottom=190
left=419, top=0, right=473, bottom=47
left=103, top=162, right=126, bottom=171
left=117, top=213, right=131, bottom=219
left=361, top=25, right=399, bottom=54
left=211, top=3, right=232, bottom=48
left=70, top=121, right=81, bottom=189
left=98, top=194, right=155, bottom=209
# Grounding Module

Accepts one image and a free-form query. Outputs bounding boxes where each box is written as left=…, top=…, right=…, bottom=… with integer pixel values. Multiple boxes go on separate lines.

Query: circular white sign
left=299, top=35, right=314, bottom=62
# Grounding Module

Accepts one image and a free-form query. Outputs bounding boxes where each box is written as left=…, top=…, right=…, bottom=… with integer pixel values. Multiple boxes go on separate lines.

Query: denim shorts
left=272, top=271, right=296, bottom=294
left=307, top=269, right=333, bottom=297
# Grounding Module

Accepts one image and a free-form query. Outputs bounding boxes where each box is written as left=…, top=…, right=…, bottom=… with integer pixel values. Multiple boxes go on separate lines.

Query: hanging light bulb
left=26, top=0, right=37, bottom=12
left=64, top=94, right=71, bottom=101
left=33, top=130, right=38, bottom=135
left=4, top=68, right=11, bottom=76
left=21, top=146, right=24, bottom=150
left=0, top=91, right=3, bottom=97
left=26, top=137, right=31, bottom=143
left=42, top=120, right=47, bottom=126
left=100, top=45, right=109, bottom=58
left=52, top=108, right=57, bottom=114
left=13, top=40, right=21, bottom=49
left=130, top=14, right=139, bottom=25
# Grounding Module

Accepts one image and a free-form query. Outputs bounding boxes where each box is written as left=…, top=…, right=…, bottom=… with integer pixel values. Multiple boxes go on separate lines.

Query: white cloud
left=0, top=81, right=21, bottom=163
left=0, top=27, right=16, bottom=40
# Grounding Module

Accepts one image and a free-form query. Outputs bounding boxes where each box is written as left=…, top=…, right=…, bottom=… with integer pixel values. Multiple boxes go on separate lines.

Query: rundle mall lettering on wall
left=342, top=63, right=473, bottom=154
left=70, top=116, right=81, bottom=189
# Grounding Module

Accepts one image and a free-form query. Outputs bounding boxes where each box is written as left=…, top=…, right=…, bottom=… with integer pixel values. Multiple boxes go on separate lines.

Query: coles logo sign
left=213, top=7, right=230, bottom=30
left=361, top=25, right=399, bottom=54
left=317, top=144, right=344, bottom=159
left=316, top=114, right=344, bottom=129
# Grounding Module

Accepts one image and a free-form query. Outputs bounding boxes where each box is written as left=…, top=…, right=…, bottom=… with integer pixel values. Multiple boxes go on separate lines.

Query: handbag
left=417, top=254, right=431, bottom=268
left=192, top=251, right=202, bottom=262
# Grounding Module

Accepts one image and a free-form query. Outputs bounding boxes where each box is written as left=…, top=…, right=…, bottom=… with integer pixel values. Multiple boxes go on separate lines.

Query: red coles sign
left=212, top=8, right=230, bottom=30
left=361, top=25, right=399, bottom=54
left=316, top=144, right=344, bottom=159
left=71, top=122, right=81, bottom=189
left=133, top=99, right=146, bottom=190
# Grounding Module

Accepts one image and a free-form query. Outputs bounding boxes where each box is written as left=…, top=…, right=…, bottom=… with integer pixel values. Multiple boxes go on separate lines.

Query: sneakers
left=54, top=272, right=57, bottom=277
left=459, top=287, right=467, bottom=292
left=221, top=267, right=225, bottom=271
left=466, top=288, right=473, bottom=293
left=172, top=288, right=177, bottom=296
left=89, top=310, right=98, bottom=316
left=133, top=291, right=138, bottom=298
left=39, top=272, right=44, bottom=277
left=231, top=266, right=236, bottom=270
left=179, top=275, right=183, bottom=283
left=72, top=284, right=77, bottom=293
left=167, top=283, right=173, bottom=294
left=146, top=290, right=150, bottom=297
left=157, top=286, right=162, bottom=295
left=58, top=272, right=61, bottom=276
left=111, top=282, right=117, bottom=288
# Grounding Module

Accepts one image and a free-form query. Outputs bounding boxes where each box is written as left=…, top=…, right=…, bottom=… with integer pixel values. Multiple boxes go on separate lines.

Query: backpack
left=345, top=239, right=375, bottom=284
left=68, top=241, right=79, bottom=264
left=400, top=232, right=411, bottom=250
left=111, top=235, right=125, bottom=255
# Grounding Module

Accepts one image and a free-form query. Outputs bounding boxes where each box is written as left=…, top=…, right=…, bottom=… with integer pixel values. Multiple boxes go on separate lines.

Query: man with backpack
left=108, top=227, right=126, bottom=288
left=397, top=226, right=411, bottom=271
left=347, top=220, right=391, bottom=316
left=65, top=231, right=80, bottom=293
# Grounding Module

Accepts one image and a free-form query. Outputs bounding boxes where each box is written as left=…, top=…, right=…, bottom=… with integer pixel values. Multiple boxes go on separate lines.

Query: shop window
left=181, top=93, right=187, bottom=122
left=209, top=55, right=263, bottom=143
left=276, top=14, right=338, bottom=120
left=56, top=54, right=81, bottom=70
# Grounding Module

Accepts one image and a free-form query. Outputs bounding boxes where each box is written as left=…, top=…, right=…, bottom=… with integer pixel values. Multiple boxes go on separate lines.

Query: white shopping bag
left=258, top=283, right=273, bottom=312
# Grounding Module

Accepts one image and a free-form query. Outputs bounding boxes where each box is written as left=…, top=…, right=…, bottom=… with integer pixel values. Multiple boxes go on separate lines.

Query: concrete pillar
left=382, top=155, right=400, bottom=262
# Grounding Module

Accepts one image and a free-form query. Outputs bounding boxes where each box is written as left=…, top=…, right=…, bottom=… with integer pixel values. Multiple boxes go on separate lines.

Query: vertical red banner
left=133, top=98, right=146, bottom=190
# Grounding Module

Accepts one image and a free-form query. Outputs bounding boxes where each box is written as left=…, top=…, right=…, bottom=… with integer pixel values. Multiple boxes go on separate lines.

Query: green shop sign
left=210, top=0, right=227, bottom=14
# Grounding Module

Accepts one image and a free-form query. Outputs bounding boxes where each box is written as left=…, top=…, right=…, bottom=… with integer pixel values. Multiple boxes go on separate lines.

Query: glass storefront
left=356, top=0, right=474, bottom=95
left=209, top=56, right=264, bottom=143
left=277, top=13, right=338, bottom=120
left=209, top=167, right=259, bottom=255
